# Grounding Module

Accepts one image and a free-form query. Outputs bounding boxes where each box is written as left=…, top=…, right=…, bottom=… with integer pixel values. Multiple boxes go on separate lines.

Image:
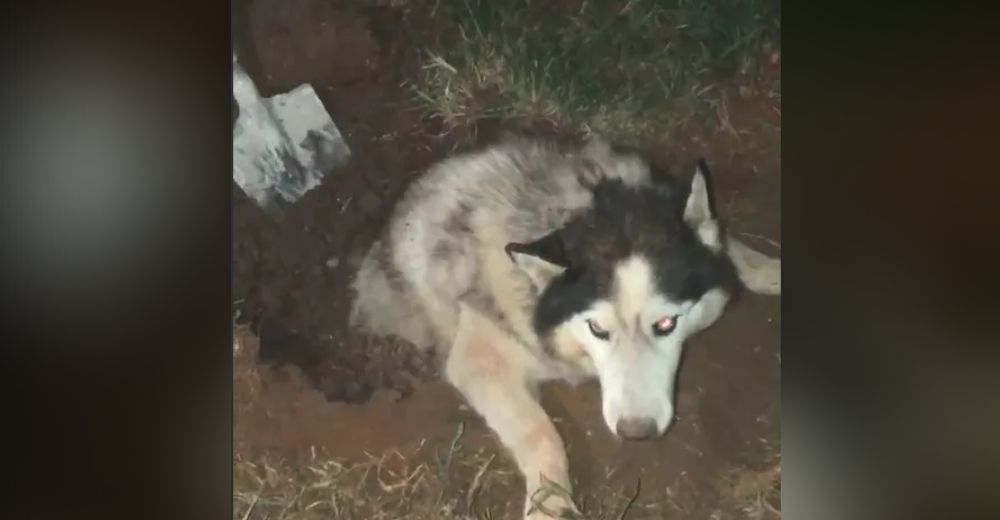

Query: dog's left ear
left=684, top=160, right=722, bottom=252
left=505, top=229, right=570, bottom=291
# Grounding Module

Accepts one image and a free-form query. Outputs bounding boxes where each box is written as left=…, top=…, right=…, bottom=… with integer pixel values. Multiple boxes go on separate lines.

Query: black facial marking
left=654, top=225, right=739, bottom=301
left=505, top=227, right=571, bottom=268
left=533, top=266, right=603, bottom=335
left=530, top=169, right=739, bottom=339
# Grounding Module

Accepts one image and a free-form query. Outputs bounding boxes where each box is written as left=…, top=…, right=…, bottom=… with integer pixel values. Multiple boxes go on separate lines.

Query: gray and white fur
left=350, top=136, right=780, bottom=519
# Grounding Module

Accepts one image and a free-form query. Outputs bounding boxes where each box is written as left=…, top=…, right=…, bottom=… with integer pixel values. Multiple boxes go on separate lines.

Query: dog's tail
left=726, top=235, right=781, bottom=296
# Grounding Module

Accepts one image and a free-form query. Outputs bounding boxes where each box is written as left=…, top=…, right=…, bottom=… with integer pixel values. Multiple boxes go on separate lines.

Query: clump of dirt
left=236, top=327, right=465, bottom=462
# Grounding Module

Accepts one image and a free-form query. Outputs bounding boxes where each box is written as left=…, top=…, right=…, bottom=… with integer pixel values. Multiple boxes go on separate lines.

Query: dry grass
left=712, top=458, right=782, bottom=520
left=233, top=425, right=513, bottom=520
left=232, top=430, right=647, bottom=520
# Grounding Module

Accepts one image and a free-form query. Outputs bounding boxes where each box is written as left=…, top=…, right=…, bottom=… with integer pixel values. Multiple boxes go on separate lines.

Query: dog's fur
left=349, top=136, right=780, bottom=519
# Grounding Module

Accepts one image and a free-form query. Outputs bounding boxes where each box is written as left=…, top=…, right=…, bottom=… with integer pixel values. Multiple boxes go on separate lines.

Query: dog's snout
left=616, top=417, right=658, bottom=440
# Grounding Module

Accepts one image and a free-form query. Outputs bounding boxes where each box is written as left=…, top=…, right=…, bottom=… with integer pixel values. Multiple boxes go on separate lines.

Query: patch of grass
left=233, top=442, right=498, bottom=520
left=233, top=420, right=644, bottom=520
left=232, top=442, right=645, bottom=520
left=713, top=459, right=782, bottom=519
left=415, top=0, right=780, bottom=145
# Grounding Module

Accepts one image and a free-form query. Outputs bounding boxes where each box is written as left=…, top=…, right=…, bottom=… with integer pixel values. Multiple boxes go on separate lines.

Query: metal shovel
left=232, top=53, right=350, bottom=218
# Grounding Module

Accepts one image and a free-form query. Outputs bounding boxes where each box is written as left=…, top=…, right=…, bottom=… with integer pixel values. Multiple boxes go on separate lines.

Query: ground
left=232, top=1, right=781, bottom=518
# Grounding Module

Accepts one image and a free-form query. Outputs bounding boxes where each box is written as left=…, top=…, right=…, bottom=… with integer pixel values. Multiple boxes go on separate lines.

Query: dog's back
left=350, top=137, right=654, bottom=352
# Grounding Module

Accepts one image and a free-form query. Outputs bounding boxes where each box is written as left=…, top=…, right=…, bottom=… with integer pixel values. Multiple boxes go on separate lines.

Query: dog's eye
left=652, top=315, right=678, bottom=336
left=586, top=319, right=610, bottom=340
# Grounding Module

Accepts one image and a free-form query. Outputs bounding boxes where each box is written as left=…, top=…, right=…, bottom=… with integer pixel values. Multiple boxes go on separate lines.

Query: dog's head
left=506, top=160, right=739, bottom=440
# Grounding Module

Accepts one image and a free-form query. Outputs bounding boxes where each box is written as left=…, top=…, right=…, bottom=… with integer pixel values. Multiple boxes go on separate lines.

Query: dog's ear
left=684, top=160, right=722, bottom=252
left=505, top=229, right=570, bottom=290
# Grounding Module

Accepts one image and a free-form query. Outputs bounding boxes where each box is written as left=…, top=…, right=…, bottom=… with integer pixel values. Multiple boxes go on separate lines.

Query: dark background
left=1, top=1, right=997, bottom=519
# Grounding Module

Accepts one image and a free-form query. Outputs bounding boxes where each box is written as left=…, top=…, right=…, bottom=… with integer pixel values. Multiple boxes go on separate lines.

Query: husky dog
left=350, top=136, right=780, bottom=519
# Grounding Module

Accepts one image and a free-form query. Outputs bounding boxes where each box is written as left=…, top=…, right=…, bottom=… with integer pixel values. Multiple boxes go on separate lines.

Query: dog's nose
left=616, top=417, right=658, bottom=440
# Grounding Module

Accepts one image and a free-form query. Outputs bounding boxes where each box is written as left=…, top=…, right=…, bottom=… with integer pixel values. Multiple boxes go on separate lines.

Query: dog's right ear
left=505, top=229, right=570, bottom=290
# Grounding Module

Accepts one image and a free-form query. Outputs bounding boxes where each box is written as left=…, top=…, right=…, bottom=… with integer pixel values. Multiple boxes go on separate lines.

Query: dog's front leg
left=445, top=304, right=580, bottom=519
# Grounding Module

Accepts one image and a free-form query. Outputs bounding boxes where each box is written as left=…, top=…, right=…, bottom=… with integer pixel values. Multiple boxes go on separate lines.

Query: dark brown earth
left=232, top=1, right=781, bottom=518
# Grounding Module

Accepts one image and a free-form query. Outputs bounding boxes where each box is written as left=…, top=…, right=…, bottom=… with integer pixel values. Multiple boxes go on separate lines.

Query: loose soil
left=232, top=1, right=781, bottom=518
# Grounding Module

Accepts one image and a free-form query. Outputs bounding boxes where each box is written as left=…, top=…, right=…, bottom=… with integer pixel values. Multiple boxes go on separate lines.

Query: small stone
left=325, top=256, right=340, bottom=269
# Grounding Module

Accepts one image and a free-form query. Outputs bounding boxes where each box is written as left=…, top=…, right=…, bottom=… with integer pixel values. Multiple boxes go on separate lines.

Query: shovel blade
left=232, top=61, right=350, bottom=218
